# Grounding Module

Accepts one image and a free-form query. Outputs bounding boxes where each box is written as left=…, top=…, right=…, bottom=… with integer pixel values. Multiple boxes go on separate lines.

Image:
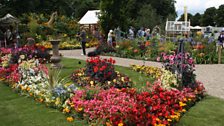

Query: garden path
left=60, top=48, right=224, bottom=99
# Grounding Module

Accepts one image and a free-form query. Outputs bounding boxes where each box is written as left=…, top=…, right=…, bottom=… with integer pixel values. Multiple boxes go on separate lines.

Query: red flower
left=93, top=66, right=98, bottom=73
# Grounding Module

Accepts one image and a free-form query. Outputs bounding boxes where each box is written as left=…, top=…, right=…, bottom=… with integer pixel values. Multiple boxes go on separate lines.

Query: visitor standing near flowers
left=107, top=30, right=114, bottom=46
left=80, top=29, right=87, bottom=55
left=218, top=28, right=224, bottom=47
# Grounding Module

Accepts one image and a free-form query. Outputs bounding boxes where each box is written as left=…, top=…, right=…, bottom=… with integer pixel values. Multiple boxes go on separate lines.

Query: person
left=128, top=27, right=134, bottom=40
left=145, top=28, right=151, bottom=40
left=218, top=29, right=224, bottom=47
left=80, top=29, right=87, bottom=55
left=107, top=30, right=113, bottom=46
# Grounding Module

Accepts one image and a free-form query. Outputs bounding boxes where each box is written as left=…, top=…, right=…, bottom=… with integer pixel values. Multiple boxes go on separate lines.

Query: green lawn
left=0, top=57, right=224, bottom=126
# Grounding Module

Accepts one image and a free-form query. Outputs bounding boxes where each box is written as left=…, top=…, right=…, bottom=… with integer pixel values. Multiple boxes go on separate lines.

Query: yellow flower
left=90, top=81, right=94, bottom=85
left=118, top=122, right=124, bottom=126
left=29, top=93, right=33, bottom=96
left=179, top=101, right=187, bottom=107
left=108, top=81, right=111, bottom=85
left=121, top=77, right=125, bottom=82
left=63, top=107, right=70, bottom=113
left=77, top=107, right=83, bottom=112
left=66, top=117, right=74, bottom=122
left=21, top=86, right=26, bottom=90
left=113, top=79, right=117, bottom=83
left=26, top=87, right=30, bottom=91
left=182, top=109, right=186, bottom=112
left=55, top=97, right=61, bottom=105
left=167, top=118, right=172, bottom=122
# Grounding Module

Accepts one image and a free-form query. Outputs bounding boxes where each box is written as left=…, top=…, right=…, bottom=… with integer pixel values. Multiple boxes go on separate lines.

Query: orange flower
left=66, top=117, right=74, bottom=122
left=145, top=41, right=150, bottom=46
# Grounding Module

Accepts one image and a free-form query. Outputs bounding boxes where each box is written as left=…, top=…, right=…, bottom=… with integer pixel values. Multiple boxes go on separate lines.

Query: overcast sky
left=175, top=0, right=224, bottom=17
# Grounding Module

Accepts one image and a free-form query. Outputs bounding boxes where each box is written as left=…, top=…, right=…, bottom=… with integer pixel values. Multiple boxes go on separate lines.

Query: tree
left=136, top=4, right=161, bottom=30
left=201, top=7, right=217, bottom=26
left=216, top=4, right=224, bottom=26
left=191, top=13, right=202, bottom=26
left=99, top=0, right=129, bottom=34
left=177, top=13, right=193, bottom=21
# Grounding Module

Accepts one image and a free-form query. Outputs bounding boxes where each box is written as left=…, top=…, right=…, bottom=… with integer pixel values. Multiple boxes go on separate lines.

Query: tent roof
left=79, top=10, right=100, bottom=25
left=190, top=26, right=202, bottom=29
left=0, top=13, right=20, bottom=26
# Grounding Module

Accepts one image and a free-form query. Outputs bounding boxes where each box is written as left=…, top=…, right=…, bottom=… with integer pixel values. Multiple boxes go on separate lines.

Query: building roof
left=0, top=14, right=20, bottom=26
left=79, top=10, right=100, bottom=25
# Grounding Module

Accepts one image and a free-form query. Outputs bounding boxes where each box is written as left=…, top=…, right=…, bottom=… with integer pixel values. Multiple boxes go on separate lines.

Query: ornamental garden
left=1, top=7, right=224, bottom=126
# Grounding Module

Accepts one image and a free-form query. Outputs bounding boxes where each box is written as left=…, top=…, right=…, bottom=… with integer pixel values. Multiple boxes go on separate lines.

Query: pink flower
left=156, top=57, right=161, bottom=62
left=169, top=55, right=175, bottom=60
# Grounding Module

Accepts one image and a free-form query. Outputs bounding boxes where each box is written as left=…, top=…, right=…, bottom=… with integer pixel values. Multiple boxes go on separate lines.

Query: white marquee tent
left=79, top=10, right=100, bottom=25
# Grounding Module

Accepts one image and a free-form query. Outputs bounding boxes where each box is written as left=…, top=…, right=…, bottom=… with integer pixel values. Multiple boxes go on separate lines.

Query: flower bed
left=0, top=46, right=206, bottom=126
left=36, top=38, right=99, bottom=50
left=71, top=57, right=132, bottom=89
left=67, top=81, right=205, bottom=126
left=102, top=36, right=222, bottom=64
left=131, top=65, right=177, bottom=89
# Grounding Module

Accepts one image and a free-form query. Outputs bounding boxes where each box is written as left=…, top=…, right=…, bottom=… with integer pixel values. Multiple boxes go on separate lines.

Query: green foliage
left=216, top=5, right=224, bottom=26
left=48, top=69, right=69, bottom=89
left=136, top=4, right=161, bottom=29
left=99, top=0, right=129, bottom=34
left=27, top=17, right=39, bottom=35
left=201, top=7, right=217, bottom=26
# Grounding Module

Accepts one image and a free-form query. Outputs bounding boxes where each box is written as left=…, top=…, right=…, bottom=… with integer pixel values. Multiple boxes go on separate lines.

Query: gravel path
left=60, top=48, right=224, bottom=99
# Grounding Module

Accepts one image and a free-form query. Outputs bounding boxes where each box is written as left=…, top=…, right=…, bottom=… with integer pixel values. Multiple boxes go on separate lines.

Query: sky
left=175, top=0, right=224, bottom=18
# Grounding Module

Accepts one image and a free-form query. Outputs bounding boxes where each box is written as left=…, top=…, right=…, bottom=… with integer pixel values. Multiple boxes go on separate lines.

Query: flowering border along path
left=0, top=46, right=206, bottom=126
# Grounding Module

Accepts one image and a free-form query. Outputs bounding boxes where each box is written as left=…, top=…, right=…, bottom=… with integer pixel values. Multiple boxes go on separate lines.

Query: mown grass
left=0, top=57, right=224, bottom=126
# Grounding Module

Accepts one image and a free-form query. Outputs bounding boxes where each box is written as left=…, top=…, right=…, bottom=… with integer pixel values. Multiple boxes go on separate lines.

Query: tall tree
left=136, top=4, right=161, bottom=30
left=177, top=13, right=193, bottom=21
left=201, top=7, right=217, bottom=26
left=216, top=4, right=224, bottom=26
left=191, top=13, right=202, bottom=26
left=100, top=0, right=128, bottom=34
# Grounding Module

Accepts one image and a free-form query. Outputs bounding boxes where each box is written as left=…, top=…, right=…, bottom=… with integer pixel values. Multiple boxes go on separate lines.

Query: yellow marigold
left=179, top=101, right=187, bottom=107
left=63, top=107, right=70, bottom=113
left=66, top=117, right=74, bottom=122
left=118, top=122, right=124, bottom=126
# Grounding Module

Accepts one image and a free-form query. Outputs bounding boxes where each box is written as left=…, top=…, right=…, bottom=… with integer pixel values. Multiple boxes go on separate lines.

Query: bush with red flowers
left=71, top=57, right=132, bottom=89
left=85, top=56, right=116, bottom=82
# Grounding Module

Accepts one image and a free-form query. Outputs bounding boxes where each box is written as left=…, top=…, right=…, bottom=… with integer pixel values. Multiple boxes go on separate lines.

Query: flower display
left=157, top=52, right=196, bottom=88
left=0, top=45, right=206, bottom=126
left=131, top=65, right=177, bottom=89
left=36, top=38, right=99, bottom=50
left=70, top=81, right=205, bottom=125
left=71, top=57, right=132, bottom=89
